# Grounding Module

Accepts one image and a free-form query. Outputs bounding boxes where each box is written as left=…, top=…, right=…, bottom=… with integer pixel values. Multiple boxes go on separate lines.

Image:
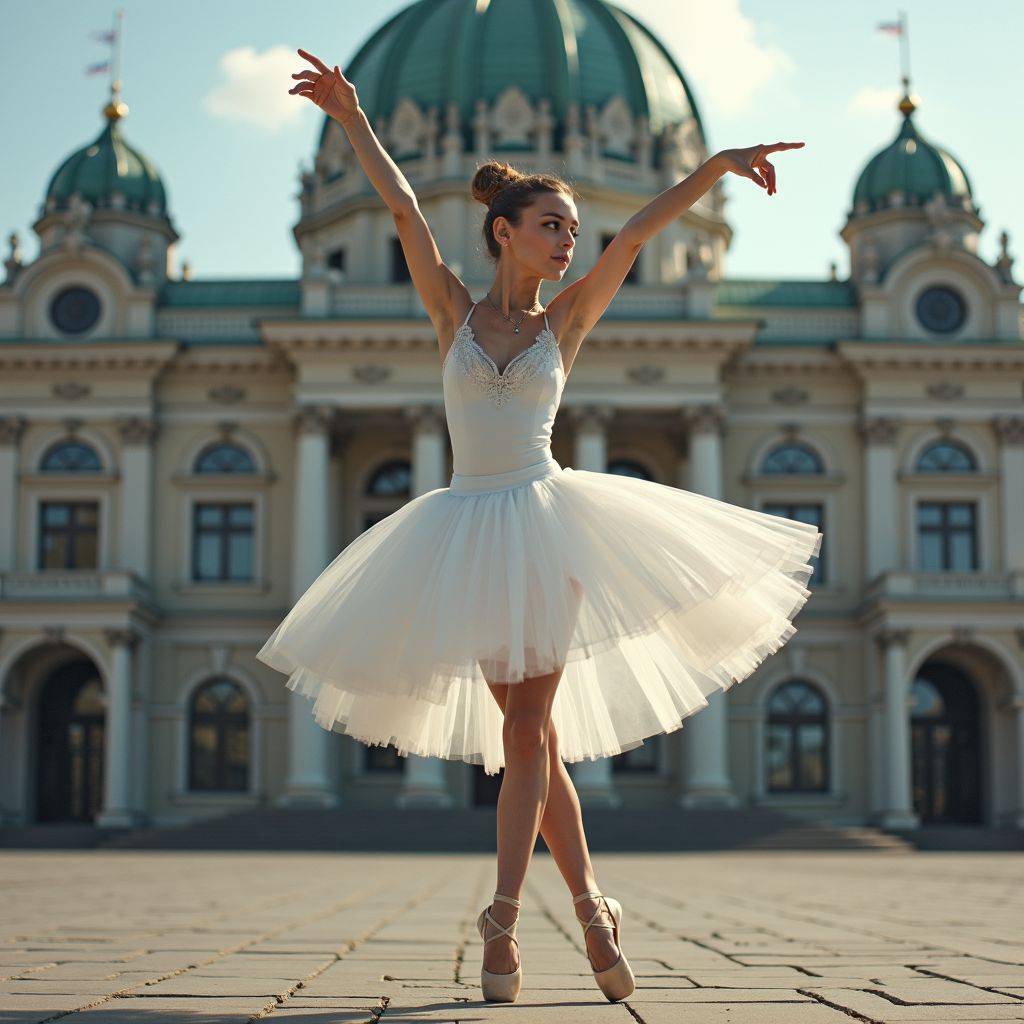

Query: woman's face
left=494, top=192, right=578, bottom=281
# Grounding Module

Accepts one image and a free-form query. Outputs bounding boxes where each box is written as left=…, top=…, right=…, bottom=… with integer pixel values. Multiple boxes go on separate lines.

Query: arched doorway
left=911, top=661, right=981, bottom=823
left=36, top=660, right=105, bottom=822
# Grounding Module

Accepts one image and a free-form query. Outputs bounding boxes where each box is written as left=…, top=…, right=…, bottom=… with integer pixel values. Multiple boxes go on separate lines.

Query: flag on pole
left=877, top=22, right=903, bottom=35
left=92, top=30, right=116, bottom=44
left=86, top=61, right=111, bottom=75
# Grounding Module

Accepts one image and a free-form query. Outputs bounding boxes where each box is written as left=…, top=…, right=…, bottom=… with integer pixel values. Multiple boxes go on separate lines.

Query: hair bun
left=471, top=161, right=524, bottom=207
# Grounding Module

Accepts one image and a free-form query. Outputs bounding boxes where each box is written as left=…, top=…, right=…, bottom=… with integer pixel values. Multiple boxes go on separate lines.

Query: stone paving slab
left=0, top=850, right=1022, bottom=1022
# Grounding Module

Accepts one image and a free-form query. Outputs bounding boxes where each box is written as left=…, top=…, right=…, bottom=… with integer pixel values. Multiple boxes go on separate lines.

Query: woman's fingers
left=765, top=141, right=805, bottom=154
left=759, top=157, right=777, bottom=194
left=297, top=48, right=331, bottom=74
left=292, top=70, right=319, bottom=82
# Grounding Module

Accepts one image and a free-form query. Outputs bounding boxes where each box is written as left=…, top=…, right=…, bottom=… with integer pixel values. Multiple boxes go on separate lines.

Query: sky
left=1, top=0, right=1021, bottom=283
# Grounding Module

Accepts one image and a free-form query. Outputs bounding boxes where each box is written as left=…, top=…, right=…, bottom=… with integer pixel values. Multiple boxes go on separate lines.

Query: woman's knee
left=504, top=711, right=549, bottom=759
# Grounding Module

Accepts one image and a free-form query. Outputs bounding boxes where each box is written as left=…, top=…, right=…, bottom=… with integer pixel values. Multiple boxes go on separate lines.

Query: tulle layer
left=257, top=468, right=821, bottom=774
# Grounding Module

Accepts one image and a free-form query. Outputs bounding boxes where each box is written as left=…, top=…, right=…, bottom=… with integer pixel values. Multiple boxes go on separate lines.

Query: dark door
left=911, top=662, right=981, bottom=823
left=474, top=764, right=504, bottom=805
left=37, top=661, right=105, bottom=822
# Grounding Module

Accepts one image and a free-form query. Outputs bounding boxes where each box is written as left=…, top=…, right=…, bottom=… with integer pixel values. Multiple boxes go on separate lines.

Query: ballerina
left=261, top=47, right=818, bottom=1004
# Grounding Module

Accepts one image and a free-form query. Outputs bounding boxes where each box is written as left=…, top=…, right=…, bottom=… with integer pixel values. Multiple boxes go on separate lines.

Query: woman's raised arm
left=290, top=50, right=470, bottom=346
left=548, top=142, right=804, bottom=368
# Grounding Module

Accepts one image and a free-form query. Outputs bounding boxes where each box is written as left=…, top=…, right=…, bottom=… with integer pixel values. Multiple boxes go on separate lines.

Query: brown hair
left=471, top=161, right=575, bottom=260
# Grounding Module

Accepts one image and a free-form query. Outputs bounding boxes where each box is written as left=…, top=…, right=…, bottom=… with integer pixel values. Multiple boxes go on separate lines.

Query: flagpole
left=899, top=10, right=911, bottom=89
left=112, top=9, right=124, bottom=96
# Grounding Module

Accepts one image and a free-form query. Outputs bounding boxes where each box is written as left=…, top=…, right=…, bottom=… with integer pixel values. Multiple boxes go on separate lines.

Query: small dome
left=46, top=107, right=167, bottom=217
left=344, top=0, right=704, bottom=141
left=852, top=103, right=972, bottom=214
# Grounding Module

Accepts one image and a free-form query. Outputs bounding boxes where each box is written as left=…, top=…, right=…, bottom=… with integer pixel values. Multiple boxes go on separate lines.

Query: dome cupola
left=45, top=99, right=168, bottom=219
left=851, top=94, right=973, bottom=217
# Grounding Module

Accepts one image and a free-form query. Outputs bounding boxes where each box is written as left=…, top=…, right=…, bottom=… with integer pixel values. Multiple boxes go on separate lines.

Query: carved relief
left=352, top=365, right=391, bottom=385
left=52, top=382, right=91, bottom=400
left=860, top=417, right=899, bottom=446
left=389, top=97, right=426, bottom=156
left=208, top=384, right=247, bottom=404
left=994, top=417, right=1024, bottom=447
left=491, top=86, right=534, bottom=148
left=627, top=366, right=665, bottom=386
left=688, top=406, right=726, bottom=437
left=0, top=417, right=26, bottom=446
left=598, top=96, right=635, bottom=157
left=926, top=382, right=964, bottom=401
left=294, top=406, right=334, bottom=436
left=771, top=387, right=810, bottom=406
left=117, top=418, right=155, bottom=446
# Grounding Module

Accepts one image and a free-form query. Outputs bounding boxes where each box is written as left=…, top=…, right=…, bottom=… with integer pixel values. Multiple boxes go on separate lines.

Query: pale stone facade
left=1, top=63, right=1022, bottom=830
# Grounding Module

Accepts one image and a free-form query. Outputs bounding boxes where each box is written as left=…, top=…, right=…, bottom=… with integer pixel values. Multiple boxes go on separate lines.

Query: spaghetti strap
left=543, top=310, right=550, bottom=333
left=462, top=303, right=477, bottom=328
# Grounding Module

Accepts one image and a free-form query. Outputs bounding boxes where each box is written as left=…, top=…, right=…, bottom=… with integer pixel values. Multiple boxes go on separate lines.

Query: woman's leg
left=482, top=670, right=562, bottom=975
left=486, top=684, right=621, bottom=974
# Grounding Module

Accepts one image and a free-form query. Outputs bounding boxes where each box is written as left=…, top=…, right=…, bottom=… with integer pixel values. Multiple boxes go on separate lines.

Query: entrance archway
left=36, top=659, right=105, bottom=822
left=910, top=661, right=981, bottom=823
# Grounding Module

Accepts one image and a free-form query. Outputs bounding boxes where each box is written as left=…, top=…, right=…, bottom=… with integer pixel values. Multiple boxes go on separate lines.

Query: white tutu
left=258, top=460, right=820, bottom=774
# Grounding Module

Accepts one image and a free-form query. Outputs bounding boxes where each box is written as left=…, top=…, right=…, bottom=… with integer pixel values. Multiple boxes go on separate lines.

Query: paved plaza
left=1, top=850, right=1022, bottom=1023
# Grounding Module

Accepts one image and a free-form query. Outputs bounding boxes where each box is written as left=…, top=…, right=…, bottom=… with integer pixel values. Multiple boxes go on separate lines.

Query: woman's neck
left=487, top=261, right=543, bottom=316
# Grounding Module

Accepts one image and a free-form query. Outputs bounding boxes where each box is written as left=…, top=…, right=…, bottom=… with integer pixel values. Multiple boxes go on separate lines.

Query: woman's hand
left=289, top=49, right=360, bottom=125
left=714, top=142, right=804, bottom=196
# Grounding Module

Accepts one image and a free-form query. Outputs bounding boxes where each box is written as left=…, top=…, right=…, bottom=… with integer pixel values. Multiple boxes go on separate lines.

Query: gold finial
left=898, top=75, right=916, bottom=117
left=104, top=78, right=128, bottom=121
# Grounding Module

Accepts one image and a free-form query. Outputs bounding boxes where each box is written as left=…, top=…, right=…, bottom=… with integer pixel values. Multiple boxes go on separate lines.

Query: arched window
left=762, top=443, right=823, bottom=475
left=194, top=443, right=256, bottom=474
left=40, top=441, right=102, bottom=472
left=765, top=681, right=828, bottom=792
left=362, top=460, right=412, bottom=531
left=366, top=460, right=411, bottom=496
left=916, top=441, right=975, bottom=473
left=608, top=459, right=654, bottom=481
left=189, top=679, right=250, bottom=791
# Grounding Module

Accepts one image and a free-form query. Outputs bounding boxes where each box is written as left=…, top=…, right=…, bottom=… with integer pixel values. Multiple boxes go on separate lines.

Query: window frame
left=26, top=489, right=112, bottom=572
left=759, top=498, right=828, bottom=586
left=193, top=443, right=257, bottom=475
left=358, top=458, right=412, bottom=534
left=764, top=680, right=830, bottom=794
left=38, top=500, right=101, bottom=570
left=177, top=490, right=267, bottom=592
left=39, top=441, right=104, bottom=473
left=191, top=501, right=256, bottom=583
left=916, top=500, right=978, bottom=572
left=906, top=485, right=992, bottom=573
left=760, top=442, right=825, bottom=476
left=187, top=678, right=252, bottom=793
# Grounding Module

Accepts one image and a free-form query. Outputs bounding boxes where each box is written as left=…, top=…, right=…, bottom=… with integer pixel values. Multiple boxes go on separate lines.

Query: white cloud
left=849, top=86, right=901, bottom=115
left=204, top=45, right=308, bottom=131
left=617, top=0, right=794, bottom=114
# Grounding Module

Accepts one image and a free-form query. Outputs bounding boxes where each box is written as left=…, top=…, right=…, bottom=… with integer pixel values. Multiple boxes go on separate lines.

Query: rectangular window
left=327, top=248, right=346, bottom=271
left=390, top=237, right=411, bottom=283
left=917, top=502, right=976, bottom=571
left=764, top=503, right=824, bottom=583
left=39, top=502, right=98, bottom=569
left=601, top=234, right=637, bottom=284
left=192, top=503, right=254, bottom=581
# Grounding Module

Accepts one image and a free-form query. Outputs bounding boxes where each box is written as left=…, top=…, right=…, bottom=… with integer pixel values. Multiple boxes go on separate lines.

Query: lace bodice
left=442, top=305, right=564, bottom=478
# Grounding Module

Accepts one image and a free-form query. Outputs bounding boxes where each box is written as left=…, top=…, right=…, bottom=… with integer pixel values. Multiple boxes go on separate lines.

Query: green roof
left=853, top=114, right=972, bottom=210
left=159, top=280, right=301, bottom=308
left=340, top=0, right=704, bottom=142
left=715, top=280, right=858, bottom=308
left=47, top=119, right=167, bottom=216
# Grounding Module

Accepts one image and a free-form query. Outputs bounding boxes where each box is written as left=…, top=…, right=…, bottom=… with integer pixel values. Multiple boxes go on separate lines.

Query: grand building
left=1, top=0, right=1022, bottom=830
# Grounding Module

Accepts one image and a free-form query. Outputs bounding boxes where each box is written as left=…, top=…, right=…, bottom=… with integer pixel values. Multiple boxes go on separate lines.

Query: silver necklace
left=484, top=292, right=540, bottom=334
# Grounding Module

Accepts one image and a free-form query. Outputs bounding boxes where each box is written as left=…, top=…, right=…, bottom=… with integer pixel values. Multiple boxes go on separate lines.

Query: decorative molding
left=293, top=406, right=334, bottom=436
left=117, top=417, right=155, bottom=446
left=771, top=387, right=810, bottom=406
left=626, top=365, right=665, bottom=386
left=994, top=417, right=1024, bottom=447
left=51, top=382, right=92, bottom=401
left=951, top=626, right=975, bottom=646
left=926, top=382, right=965, bottom=401
left=352, top=364, right=392, bottom=385
left=208, top=384, right=247, bottom=404
left=43, top=626, right=66, bottom=646
left=404, top=405, right=446, bottom=436
left=105, top=629, right=139, bottom=650
left=877, top=629, right=911, bottom=650
left=860, top=416, right=900, bottom=446
left=0, top=416, right=26, bottom=446
left=570, top=406, right=615, bottom=436
left=687, top=406, right=726, bottom=437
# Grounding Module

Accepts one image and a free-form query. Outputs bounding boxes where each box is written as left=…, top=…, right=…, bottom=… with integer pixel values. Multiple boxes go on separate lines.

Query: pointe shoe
left=477, top=892, right=522, bottom=1003
left=573, top=890, right=636, bottom=1001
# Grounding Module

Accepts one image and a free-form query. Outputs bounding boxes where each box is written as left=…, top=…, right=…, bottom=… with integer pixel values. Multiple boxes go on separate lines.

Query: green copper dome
left=46, top=112, right=167, bottom=217
left=343, top=0, right=704, bottom=140
left=853, top=109, right=972, bottom=213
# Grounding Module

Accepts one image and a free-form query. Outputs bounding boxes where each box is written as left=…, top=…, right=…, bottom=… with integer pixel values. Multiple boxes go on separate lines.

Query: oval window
left=51, top=287, right=101, bottom=334
left=916, top=286, right=965, bottom=334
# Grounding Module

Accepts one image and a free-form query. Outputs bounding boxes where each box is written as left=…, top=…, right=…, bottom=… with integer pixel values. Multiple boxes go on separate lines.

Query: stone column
left=116, top=418, right=155, bottom=580
left=681, top=407, right=737, bottom=808
left=280, top=407, right=338, bottom=807
left=877, top=629, right=919, bottom=829
left=0, top=418, right=25, bottom=572
left=1012, top=694, right=1024, bottom=829
left=569, top=408, right=621, bottom=806
left=398, top=407, right=453, bottom=808
left=861, top=417, right=900, bottom=581
left=995, top=419, right=1024, bottom=571
left=97, top=629, right=140, bottom=827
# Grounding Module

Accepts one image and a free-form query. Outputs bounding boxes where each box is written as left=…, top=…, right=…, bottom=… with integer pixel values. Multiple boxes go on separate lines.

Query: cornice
left=836, top=341, right=1024, bottom=372
left=0, top=342, right=179, bottom=373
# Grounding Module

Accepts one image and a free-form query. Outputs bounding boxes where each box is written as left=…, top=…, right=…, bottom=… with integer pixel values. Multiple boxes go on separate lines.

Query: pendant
left=514, top=327, right=519, bottom=333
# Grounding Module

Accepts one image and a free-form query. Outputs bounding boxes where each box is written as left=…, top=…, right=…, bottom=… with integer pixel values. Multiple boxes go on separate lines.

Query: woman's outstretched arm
left=290, top=50, right=470, bottom=348
left=548, top=143, right=803, bottom=369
